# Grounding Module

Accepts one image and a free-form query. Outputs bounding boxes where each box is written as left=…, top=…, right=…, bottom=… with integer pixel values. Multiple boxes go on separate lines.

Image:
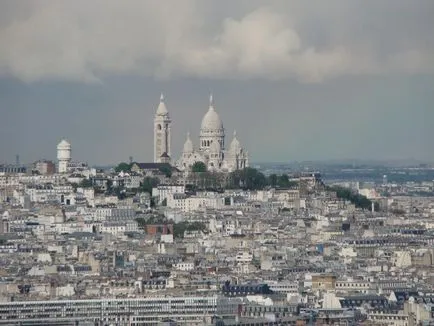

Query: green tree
left=192, top=161, right=207, bottom=173
left=161, top=198, right=167, bottom=206
left=268, top=174, right=278, bottom=187
left=115, top=162, right=131, bottom=173
left=135, top=217, right=146, bottom=227
left=158, top=165, right=172, bottom=178
left=277, top=174, right=290, bottom=187
left=229, top=167, right=267, bottom=190
left=244, top=167, right=267, bottom=189
left=140, top=177, right=160, bottom=194
left=79, top=179, right=93, bottom=188
left=329, top=186, right=376, bottom=211
left=173, top=221, right=207, bottom=238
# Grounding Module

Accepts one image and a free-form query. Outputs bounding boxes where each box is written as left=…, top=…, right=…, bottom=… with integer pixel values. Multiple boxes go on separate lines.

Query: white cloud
left=0, top=0, right=433, bottom=83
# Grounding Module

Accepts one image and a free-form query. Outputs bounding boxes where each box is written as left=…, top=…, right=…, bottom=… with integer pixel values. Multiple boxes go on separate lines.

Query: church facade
left=153, top=94, right=249, bottom=173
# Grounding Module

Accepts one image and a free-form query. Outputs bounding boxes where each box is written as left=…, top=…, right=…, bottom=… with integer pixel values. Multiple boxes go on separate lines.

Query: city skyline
left=1, top=0, right=434, bottom=164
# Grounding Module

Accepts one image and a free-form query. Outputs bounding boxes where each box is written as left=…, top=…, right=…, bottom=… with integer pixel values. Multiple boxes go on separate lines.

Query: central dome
left=200, top=95, right=223, bottom=131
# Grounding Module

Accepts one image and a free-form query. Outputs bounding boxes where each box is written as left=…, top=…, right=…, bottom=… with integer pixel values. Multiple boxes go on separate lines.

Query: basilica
left=153, top=94, right=249, bottom=173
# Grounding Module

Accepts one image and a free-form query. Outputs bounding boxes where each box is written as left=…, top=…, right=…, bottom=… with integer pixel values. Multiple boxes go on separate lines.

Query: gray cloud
left=1, top=0, right=434, bottom=165
left=1, top=0, right=434, bottom=83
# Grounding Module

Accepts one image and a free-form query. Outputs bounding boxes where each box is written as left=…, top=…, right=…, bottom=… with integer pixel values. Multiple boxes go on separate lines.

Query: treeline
left=114, top=162, right=299, bottom=192
left=186, top=167, right=299, bottom=191
left=328, top=186, right=378, bottom=211
left=228, top=167, right=298, bottom=190
left=115, top=162, right=172, bottom=178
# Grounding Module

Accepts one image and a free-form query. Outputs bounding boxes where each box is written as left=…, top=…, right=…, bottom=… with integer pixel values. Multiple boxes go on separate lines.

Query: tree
left=192, top=161, right=207, bottom=173
left=158, top=165, right=172, bottom=178
left=278, top=174, right=290, bottom=187
left=244, top=167, right=267, bottom=189
left=161, top=198, right=167, bottom=206
left=140, top=177, right=160, bottom=194
left=268, top=174, right=278, bottom=187
left=79, top=179, right=93, bottom=188
left=173, top=221, right=207, bottom=238
left=115, top=162, right=131, bottom=173
left=328, top=186, right=376, bottom=211
left=229, top=167, right=267, bottom=190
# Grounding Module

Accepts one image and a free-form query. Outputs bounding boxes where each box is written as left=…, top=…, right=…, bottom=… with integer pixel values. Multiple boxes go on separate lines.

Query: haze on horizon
left=1, top=0, right=433, bottom=165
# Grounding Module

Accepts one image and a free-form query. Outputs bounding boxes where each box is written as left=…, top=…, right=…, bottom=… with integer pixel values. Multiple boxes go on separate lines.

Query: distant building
left=67, top=161, right=88, bottom=173
left=34, top=160, right=55, bottom=175
left=312, top=274, right=337, bottom=291
left=175, top=94, right=249, bottom=172
left=145, top=224, right=173, bottom=236
left=0, top=164, right=27, bottom=174
left=152, top=184, right=185, bottom=204
left=57, top=139, right=71, bottom=173
left=131, top=162, right=180, bottom=177
left=152, top=93, right=249, bottom=172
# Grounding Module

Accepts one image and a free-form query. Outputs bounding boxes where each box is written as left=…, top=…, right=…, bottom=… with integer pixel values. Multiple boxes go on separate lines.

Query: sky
left=1, top=0, right=434, bottom=165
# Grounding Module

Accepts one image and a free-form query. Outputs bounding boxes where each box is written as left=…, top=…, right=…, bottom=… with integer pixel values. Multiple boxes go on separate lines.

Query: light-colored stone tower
left=57, top=139, right=71, bottom=173
left=153, top=93, right=171, bottom=163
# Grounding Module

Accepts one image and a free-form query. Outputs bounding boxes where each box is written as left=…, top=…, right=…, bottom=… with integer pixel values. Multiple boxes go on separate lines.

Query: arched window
left=157, top=124, right=162, bottom=130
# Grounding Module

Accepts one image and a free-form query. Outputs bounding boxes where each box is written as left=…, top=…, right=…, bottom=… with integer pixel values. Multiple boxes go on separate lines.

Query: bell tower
left=154, top=93, right=171, bottom=163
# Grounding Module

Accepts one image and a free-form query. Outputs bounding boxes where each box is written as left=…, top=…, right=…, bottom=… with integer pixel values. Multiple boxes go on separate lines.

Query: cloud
left=0, top=0, right=433, bottom=83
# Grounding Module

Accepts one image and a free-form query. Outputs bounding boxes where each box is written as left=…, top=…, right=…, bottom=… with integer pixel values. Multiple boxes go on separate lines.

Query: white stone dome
left=57, top=139, right=71, bottom=150
left=183, top=132, right=194, bottom=153
left=156, top=93, right=168, bottom=116
left=201, top=95, right=223, bottom=131
left=229, top=131, right=241, bottom=153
